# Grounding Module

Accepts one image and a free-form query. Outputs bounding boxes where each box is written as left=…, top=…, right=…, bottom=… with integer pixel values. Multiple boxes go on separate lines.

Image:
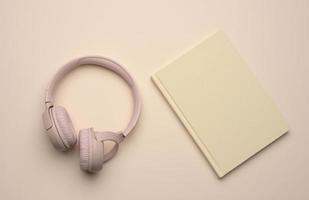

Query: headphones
left=42, top=56, right=142, bottom=173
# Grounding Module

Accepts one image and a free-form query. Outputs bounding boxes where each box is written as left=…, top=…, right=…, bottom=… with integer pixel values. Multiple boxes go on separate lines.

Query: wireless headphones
left=42, top=56, right=142, bottom=173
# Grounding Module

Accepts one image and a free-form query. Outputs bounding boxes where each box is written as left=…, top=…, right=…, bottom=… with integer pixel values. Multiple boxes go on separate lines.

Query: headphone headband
left=45, top=56, right=141, bottom=136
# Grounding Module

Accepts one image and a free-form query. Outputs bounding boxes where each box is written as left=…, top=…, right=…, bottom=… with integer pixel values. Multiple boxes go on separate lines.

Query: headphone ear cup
left=79, top=128, right=104, bottom=173
left=52, top=106, right=77, bottom=149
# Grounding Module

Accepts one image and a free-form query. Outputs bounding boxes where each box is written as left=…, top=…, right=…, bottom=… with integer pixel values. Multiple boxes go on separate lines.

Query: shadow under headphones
left=42, top=56, right=142, bottom=173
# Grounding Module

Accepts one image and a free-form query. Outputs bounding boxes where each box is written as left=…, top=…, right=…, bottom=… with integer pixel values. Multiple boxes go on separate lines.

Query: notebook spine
left=151, top=74, right=224, bottom=177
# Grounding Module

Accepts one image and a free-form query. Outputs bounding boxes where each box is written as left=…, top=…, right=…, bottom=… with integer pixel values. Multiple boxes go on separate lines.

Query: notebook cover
left=151, top=31, right=288, bottom=178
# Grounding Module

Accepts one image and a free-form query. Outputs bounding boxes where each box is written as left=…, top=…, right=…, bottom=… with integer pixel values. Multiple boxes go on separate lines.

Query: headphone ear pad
left=79, top=129, right=104, bottom=173
left=53, top=106, right=77, bottom=148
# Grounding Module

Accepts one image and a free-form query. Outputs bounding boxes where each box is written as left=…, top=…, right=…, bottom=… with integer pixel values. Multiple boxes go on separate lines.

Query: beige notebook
left=152, top=31, right=288, bottom=178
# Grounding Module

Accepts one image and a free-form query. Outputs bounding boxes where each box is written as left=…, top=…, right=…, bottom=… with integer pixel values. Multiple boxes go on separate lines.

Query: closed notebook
left=151, top=31, right=288, bottom=178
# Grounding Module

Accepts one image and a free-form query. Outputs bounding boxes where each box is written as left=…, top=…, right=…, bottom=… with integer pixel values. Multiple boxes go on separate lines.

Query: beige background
left=0, top=0, right=308, bottom=199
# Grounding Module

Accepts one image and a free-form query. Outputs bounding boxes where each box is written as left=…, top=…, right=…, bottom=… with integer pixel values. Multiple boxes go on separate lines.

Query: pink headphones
left=42, top=56, right=142, bottom=173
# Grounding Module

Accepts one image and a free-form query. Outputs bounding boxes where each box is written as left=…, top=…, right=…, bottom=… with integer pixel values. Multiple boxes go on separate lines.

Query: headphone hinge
left=45, top=101, right=54, bottom=109
left=43, top=101, right=54, bottom=130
